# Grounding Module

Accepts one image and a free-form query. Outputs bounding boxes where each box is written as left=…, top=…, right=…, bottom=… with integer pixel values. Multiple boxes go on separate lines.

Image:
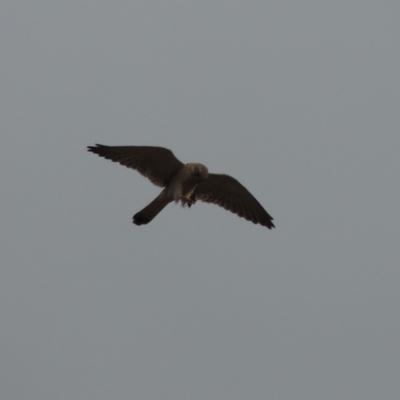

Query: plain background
left=2, top=1, right=400, bottom=399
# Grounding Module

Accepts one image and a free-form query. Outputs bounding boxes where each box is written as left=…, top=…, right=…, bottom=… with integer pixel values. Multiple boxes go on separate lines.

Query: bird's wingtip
left=87, top=143, right=108, bottom=153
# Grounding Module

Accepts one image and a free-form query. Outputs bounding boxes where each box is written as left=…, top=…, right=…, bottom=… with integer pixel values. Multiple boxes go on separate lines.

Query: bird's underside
left=87, top=144, right=275, bottom=229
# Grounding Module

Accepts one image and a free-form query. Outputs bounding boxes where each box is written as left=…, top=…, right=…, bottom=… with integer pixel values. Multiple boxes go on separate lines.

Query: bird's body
left=88, top=144, right=275, bottom=229
left=168, top=163, right=209, bottom=203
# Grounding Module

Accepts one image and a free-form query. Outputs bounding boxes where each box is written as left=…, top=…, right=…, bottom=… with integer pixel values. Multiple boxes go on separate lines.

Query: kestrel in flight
left=87, top=144, right=275, bottom=229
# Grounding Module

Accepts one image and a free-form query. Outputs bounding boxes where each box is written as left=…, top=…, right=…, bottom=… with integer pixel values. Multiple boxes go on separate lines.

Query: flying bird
left=87, top=144, right=275, bottom=229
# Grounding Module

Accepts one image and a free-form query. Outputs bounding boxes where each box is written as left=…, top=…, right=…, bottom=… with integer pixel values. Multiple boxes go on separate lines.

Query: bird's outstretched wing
left=87, top=144, right=184, bottom=187
left=193, top=174, right=275, bottom=229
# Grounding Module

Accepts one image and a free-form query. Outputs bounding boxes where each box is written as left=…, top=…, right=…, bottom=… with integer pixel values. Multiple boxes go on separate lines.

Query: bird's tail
left=133, top=191, right=172, bottom=226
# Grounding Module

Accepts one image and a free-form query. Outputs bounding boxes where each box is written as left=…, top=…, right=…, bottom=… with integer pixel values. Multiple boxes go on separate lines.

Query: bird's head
left=187, top=163, right=209, bottom=180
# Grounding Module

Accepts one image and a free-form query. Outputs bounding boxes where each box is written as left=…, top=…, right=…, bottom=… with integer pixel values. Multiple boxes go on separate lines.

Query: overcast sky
left=2, top=1, right=400, bottom=399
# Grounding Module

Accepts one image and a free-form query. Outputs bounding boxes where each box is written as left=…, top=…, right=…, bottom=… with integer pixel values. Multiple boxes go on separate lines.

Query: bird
left=87, top=144, right=275, bottom=229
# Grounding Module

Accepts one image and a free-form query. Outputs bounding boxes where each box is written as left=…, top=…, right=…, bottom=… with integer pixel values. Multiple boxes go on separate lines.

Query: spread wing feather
left=87, top=144, right=184, bottom=187
left=193, top=173, right=275, bottom=229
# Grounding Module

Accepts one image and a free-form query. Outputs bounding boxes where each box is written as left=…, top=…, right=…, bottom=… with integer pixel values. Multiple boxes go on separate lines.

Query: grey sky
left=2, top=1, right=400, bottom=399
